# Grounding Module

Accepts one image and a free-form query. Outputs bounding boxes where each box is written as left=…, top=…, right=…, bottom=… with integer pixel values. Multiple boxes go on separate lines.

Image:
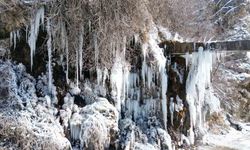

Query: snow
left=28, top=7, right=45, bottom=70
left=175, top=95, right=184, bottom=112
left=247, top=52, right=250, bottom=60
left=201, top=128, right=250, bottom=150
left=223, top=68, right=250, bottom=81
left=181, top=134, right=190, bottom=146
left=70, top=98, right=118, bottom=149
left=134, top=142, right=157, bottom=150
left=70, top=112, right=82, bottom=141
left=157, top=128, right=172, bottom=150
left=205, top=91, right=221, bottom=114
left=157, top=26, right=172, bottom=40
left=69, top=86, right=81, bottom=95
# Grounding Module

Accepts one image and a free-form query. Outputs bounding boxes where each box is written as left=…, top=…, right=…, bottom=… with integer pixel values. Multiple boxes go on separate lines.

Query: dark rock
left=226, top=114, right=242, bottom=131
left=74, top=95, right=86, bottom=107
left=0, top=87, right=9, bottom=100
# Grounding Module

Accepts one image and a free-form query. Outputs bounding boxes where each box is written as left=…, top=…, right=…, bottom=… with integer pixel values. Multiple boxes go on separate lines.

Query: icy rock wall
left=7, top=7, right=222, bottom=149
left=107, top=26, right=169, bottom=124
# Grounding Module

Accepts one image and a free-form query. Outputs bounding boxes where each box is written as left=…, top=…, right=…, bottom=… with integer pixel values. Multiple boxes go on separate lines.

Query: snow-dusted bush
left=0, top=60, right=71, bottom=149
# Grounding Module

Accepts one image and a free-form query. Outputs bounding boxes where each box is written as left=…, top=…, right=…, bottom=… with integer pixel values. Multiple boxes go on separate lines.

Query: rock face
left=212, top=52, right=250, bottom=122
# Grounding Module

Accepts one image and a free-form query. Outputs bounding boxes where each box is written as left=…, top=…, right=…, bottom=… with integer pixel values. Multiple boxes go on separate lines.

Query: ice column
left=186, top=46, right=213, bottom=144
left=46, top=19, right=53, bottom=95
left=79, top=27, right=84, bottom=79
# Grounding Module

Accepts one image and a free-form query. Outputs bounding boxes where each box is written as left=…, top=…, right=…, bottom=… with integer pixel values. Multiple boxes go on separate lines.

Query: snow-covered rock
left=69, top=97, right=119, bottom=149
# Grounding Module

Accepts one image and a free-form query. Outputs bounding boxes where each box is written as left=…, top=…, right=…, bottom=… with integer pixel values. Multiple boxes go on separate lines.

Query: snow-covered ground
left=199, top=125, right=250, bottom=150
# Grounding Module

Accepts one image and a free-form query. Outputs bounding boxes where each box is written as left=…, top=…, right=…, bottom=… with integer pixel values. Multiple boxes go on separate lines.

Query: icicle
left=123, top=65, right=129, bottom=100
left=13, top=31, right=16, bottom=49
left=10, top=30, right=20, bottom=50
left=88, top=20, right=91, bottom=33
left=123, top=36, right=126, bottom=58
left=28, top=7, right=45, bottom=70
left=140, top=27, right=169, bottom=129
left=60, top=21, right=69, bottom=84
left=185, top=52, right=190, bottom=70
left=161, top=65, right=168, bottom=130
left=10, top=32, right=13, bottom=48
left=26, top=25, right=29, bottom=42
left=110, top=56, right=124, bottom=112
left=79, top=26, right=84, bottom=79
left=102, top=68, right=109, bottom=86
left=147, top=67, right=152, bottom=89
left=16, top=30, right=20, bottom=40
left=141, top=43, right=148, bottom=86
left=76, top=43, right=79, bottom=88
left=97, top=67, right=102, bottom=85
left=46, top=19, right=53, bottom=96
left=65, top=37, right=69, bottom=84
left=169, top=97, right=174, bottom=126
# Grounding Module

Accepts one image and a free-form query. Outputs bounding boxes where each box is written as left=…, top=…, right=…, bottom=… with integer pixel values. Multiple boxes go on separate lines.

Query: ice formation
left=146, top=26, right=168, bottom=129
left=28, top=7, right=45, bottom=70
left=169, top=97, right=175, bottom=126
left=79, top=27, right=84, bottom=79
left=10, top=30, right=20, bottom=50
left=70, top=98, right=118, bottom=149
left=46, top=19, right=53, bottom=96
left=110, top=55, right=126, bottom=113
left=76, top=43, right=79, bottom=87
left=60, top=21, right=69, bottom=84
left=185, top=46, right=218, bottom=144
